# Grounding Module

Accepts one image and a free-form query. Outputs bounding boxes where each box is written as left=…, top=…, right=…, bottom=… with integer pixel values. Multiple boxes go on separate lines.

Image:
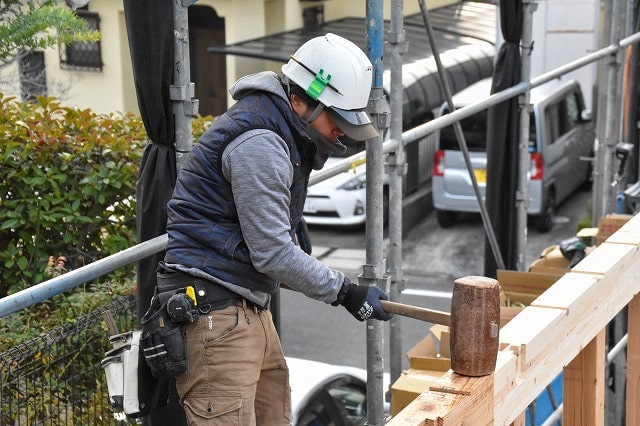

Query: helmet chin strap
left=305, top=103, right=325, bottom=124
left=282, top=74, right=325, bottom=124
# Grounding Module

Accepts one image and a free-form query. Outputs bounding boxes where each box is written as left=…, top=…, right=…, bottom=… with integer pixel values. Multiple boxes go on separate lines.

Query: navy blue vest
left=165, top=91, right=316, bottom=293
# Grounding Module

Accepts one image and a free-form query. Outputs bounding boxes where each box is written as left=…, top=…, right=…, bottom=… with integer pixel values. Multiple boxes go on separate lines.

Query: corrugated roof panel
left=208, top=1, right=497, bottom=128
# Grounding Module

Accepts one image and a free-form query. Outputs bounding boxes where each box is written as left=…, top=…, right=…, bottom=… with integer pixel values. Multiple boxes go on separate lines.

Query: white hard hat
left=282, top=33, right=378, bottom=141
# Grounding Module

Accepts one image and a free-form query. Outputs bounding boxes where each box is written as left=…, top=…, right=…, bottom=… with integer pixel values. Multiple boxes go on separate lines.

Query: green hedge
left=0, top=94, right=214, bottom=298
left=0, top=93, right=214, bottom=346
left=0, top=94, right=215, bottom=424
left=0, top=95, right=146, bottom=296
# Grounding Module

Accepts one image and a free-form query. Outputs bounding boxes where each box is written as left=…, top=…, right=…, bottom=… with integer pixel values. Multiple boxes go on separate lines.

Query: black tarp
left=483, top=0, right=523, bottom=277
left=123, top=1, right=185, bottom=424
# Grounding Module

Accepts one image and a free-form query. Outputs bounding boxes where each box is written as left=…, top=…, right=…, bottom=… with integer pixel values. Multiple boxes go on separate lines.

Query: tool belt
left=156, top=268, right=264, bottom=313
left=140, top=266, right=264, bottom=378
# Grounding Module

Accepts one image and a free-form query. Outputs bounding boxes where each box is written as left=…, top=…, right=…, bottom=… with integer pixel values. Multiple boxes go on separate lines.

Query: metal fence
left=0, top=295, right=136, bottom=426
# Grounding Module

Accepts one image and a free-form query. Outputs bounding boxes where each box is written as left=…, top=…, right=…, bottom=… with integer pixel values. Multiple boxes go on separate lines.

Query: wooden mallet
left=380, top=275, right=500, bottom=376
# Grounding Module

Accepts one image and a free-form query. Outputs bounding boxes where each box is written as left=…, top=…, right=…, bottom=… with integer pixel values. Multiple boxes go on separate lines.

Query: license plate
left=304, top=199, right=317, bottom=214
left=474, top=168, right=487, bottom=183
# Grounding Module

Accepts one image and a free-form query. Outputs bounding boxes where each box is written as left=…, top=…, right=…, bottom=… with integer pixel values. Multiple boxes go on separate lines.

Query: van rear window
left=439, top=110, right=537, bottom=152
left=439, top=109, right=488, bottom=151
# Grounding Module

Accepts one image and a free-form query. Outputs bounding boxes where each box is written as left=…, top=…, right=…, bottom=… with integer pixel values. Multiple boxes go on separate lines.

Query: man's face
left=291, top=94, right=344, bottom=143
left=309, top=110, right=344, bottom=143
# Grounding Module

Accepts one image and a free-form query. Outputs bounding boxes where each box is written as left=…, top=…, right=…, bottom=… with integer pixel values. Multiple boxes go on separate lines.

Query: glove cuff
left=331, top=277, right=353, bottom=306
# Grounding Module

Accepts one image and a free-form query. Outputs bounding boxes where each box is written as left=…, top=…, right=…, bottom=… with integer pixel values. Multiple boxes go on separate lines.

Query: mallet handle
left=380, top=300, right=451, bottom=327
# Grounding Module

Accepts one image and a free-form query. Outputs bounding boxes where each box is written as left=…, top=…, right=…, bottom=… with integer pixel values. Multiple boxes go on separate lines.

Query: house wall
left=530, top=0, right=600, bottom=110
left=0, top=1, right=134, bottom=115
left=0, top=0, right=458, bottom=115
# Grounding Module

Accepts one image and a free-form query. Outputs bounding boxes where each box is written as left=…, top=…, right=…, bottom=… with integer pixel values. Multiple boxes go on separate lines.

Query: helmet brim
left=326, top=107, right=379, bottom=141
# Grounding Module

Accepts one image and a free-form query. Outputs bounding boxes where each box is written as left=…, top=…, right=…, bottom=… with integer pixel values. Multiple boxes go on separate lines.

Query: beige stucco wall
left=0, top=1, right=133, bottom=115
left=0, top=0, right=459, bottom=115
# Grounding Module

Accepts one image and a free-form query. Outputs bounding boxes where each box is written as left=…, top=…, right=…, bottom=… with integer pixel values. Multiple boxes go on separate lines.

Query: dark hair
left=288, top=83, right=320, bottom=109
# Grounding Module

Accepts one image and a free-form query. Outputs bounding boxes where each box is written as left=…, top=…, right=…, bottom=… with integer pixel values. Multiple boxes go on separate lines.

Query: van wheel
left=535, top=190, right=555, bottom=233
left=436, top=210, right=456, bottom=228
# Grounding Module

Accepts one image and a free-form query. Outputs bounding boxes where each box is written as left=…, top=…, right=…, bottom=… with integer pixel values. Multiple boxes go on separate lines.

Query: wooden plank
left=605, top=229, right=640, bottom=245
left=510, top=412, right=525, bottom=426
left=495, top=243, right=640, bottom=424
left=563, top=329, right=605, bottom=425
left=390, top=214, right=640, bottom=425
left=571, top=243, right=635, bottom=275
left=386, top=371, right=493, bottom=425
left=612, top=214, right=640, bottom=233
left=627, top=294, right=640, bottom=426
left=498, top=306, right=566, bottom=371
left=493, top=349, right=517, bottom=400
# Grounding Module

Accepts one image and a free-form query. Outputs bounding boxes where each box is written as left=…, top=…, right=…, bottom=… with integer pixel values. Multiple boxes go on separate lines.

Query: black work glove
left=332, top=279, right=393, bottom=322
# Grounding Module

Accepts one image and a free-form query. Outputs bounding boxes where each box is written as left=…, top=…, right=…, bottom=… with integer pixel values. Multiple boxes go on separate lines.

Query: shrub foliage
left=0, top=94, right=147, bottom=296
left=0, top=92, right=215, bottom=423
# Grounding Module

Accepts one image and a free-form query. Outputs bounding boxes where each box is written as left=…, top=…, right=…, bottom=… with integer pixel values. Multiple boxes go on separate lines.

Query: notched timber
left=387, top=371, right=493, bottom=425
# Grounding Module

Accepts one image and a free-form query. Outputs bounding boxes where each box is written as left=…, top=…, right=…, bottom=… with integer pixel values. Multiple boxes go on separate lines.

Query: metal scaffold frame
left=3, top=0, right=640, bottom=424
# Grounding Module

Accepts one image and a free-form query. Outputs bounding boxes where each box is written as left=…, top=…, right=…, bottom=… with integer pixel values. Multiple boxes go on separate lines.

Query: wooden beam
left=389, top=214, right=640, bottom=425
left=510, top=412, right=525, bottom=426
left=627, top=294, right=640, bottom=426
left=386, top=371, right=493, bottom=425
left=495, top=242, right=639, bottom=424
left=563, top=329, right=605, bottom=425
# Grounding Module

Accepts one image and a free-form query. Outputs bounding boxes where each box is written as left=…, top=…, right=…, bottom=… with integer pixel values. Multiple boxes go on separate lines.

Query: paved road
left=279, top=188, right=592, bottom=371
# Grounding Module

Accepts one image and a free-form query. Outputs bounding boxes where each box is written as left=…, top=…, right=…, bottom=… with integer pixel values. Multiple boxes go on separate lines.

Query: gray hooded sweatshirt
left=169, top=71, right=348, bottom=308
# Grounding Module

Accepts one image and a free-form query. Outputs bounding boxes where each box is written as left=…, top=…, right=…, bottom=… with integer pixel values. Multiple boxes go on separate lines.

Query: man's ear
left=290, top=93, right=306, bottom=116
left=290, top=93, right=302, bottom=107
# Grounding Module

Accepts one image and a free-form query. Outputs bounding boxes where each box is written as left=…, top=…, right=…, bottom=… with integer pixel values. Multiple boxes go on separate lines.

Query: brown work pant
left=176, top=301, right=291, bottom=425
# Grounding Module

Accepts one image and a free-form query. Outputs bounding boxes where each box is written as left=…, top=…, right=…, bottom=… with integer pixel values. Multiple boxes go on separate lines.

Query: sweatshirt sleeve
left=222, top=129, right=345, bottom=303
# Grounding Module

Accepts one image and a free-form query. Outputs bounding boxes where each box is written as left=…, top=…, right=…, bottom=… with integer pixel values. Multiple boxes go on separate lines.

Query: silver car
left=432, top=78, right=594, bottom=232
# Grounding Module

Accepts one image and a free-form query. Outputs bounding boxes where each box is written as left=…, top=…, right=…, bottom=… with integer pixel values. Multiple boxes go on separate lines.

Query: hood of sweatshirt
left=229, top=71, right=347, bottom=169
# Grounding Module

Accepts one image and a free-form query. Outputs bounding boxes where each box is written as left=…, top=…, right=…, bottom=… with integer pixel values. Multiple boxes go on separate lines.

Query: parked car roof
left=287, top=357, right=390, bottom=425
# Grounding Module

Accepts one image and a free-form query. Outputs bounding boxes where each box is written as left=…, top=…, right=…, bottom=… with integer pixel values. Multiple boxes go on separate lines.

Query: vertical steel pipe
left=387, top=0, right=407, bottom=388
left=516, top=1, right=535, bottom=271
left=364, top=0, right=388, bottom=424
left=595, top=0, right=624, bottom=218
left=172, top=0, right=196, bottom=171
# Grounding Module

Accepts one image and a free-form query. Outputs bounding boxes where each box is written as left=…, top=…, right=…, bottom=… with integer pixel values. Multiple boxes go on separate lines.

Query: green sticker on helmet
left=306, top=68, right=331, bottom=101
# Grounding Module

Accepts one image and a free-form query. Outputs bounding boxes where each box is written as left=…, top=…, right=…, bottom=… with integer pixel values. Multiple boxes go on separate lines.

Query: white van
left=432, top=78, right=594, bottom=232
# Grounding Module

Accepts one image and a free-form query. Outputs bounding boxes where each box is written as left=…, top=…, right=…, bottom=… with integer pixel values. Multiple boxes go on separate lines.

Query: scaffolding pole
left=387, top=0, right=408, bottom=389
left=171, top=0, right=197, bottom=171
left=364, top=0, right=390, bottom=424
left=594, top=0, right=624, bottom=219
left=515, top=1, right=535, bottom=271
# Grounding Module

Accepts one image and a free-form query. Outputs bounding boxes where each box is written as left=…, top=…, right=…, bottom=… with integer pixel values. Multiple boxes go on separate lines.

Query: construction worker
left=158, top=33, right=392, bottom=425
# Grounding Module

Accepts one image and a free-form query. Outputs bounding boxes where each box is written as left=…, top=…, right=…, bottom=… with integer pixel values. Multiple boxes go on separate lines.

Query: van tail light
left=531, top=152, right=543, bottom=180
left=433, top=150, right=445, bottom=177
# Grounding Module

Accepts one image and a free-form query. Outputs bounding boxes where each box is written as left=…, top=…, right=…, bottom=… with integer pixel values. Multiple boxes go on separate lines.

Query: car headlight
left=338, top=174, right=366, bottom=191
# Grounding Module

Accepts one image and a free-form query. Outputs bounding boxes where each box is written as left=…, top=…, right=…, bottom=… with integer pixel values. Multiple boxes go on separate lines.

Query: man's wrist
left=331, top=278, right=353, bottom=306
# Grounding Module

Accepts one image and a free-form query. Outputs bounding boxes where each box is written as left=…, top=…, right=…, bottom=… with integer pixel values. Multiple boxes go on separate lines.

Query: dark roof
left=209, top=1, right=497, bottom=128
